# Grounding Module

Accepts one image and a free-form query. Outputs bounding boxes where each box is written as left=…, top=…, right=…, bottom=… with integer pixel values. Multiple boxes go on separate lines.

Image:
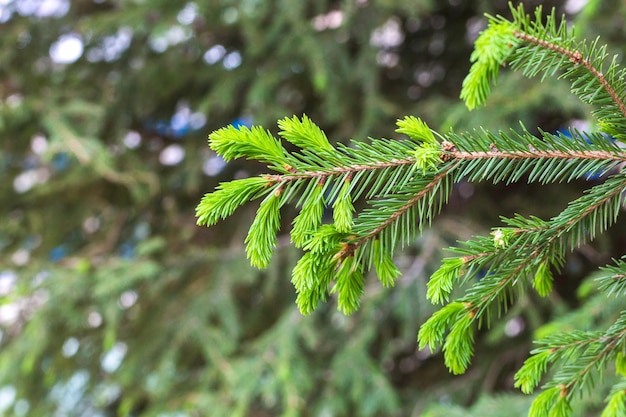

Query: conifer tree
left=197, top=4, right=626, bottom=416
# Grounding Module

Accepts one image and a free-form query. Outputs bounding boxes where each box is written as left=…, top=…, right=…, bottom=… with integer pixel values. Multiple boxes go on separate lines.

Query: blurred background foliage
left=1, top=0, right=625, bottom=416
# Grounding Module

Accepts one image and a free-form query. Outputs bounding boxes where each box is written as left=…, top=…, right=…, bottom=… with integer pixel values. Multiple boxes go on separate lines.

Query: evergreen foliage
left=7, top=1, right=558, bottom=415
left=197, top=4, right=626, bottom=416
left=6, top=0, right=626, bottom=416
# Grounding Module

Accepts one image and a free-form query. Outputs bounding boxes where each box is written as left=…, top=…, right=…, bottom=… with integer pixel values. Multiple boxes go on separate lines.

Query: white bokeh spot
left=50, top=33, right=84, bottom=64
left=159, top=144, right=185, bottom=166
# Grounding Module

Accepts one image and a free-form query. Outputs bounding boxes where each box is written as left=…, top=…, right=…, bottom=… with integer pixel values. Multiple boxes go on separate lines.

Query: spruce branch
left=511, top=31, right=626, bottom=120
left=463, top=4, right=626, bottom=142
left=448, top=145, right=626, bottom=165
left=349, top=167, right=455, bottom=252
left=196, top=4, right=626, bottom=415
left=424, top=174, right=626, bottom=338
left=595, top=259, right=626, bottom=297
left=515, top=313, right=626, bottom=414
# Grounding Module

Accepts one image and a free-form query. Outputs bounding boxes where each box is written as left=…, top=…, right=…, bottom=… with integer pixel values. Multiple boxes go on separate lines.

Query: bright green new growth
left=603, top=389, right=626, bottom=417
left=245, top=190, right=283, bottom=268
left=209, top=124, right=286, bottom=165
left=195, top=177, right=270, bottom=226
left=395, top=115, right=437, bottom=143
left=533, top=261, right=554, bottom=297
left=332, top=179, right=355, bottom=233
left=460, top=20, right=521, bottom=110
left=278, top=114, right=334, bottom=151
left=197, top=4, right=626, bottom=416
left=426, top=257, right=465, bottom=305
